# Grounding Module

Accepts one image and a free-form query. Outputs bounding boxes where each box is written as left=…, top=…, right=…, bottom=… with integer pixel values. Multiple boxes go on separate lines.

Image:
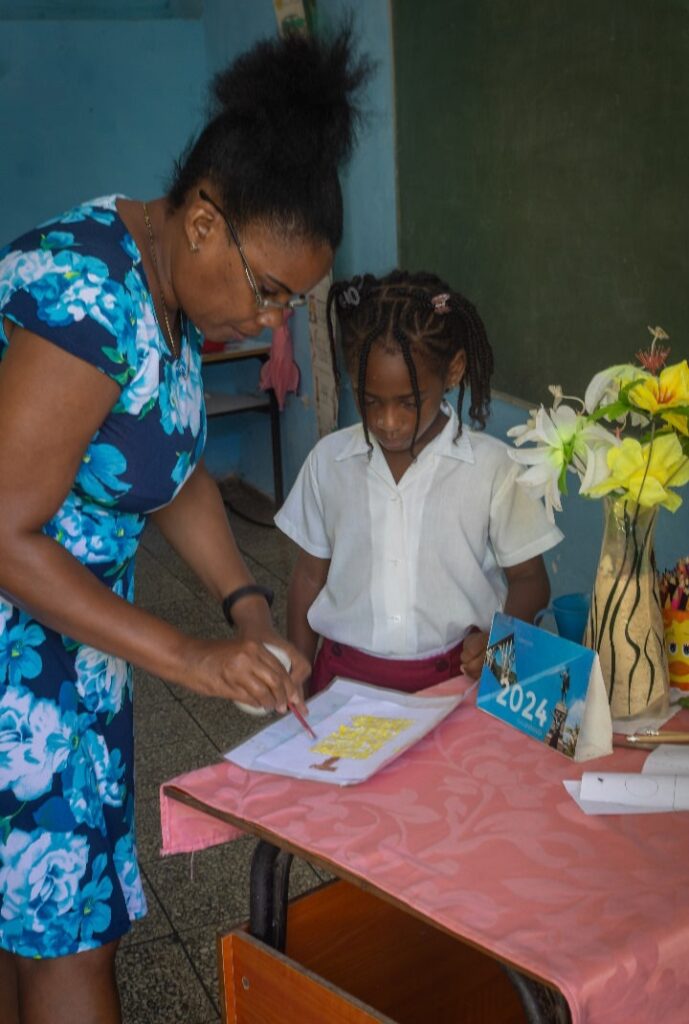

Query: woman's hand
left=459, top=630, right=489, bottom=679
left=234, top=625, right=311, bottom=715
left=179, top=635, right=306, bottom=713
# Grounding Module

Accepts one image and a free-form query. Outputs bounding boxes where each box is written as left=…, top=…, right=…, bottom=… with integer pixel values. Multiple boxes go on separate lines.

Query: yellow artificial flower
left=586, top=433, right=689, bottom=511
left=628, top=360, right=689, bottom=435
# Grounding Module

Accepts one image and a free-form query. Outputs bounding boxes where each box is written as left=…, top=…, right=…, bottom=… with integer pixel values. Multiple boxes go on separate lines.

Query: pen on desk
left=625, top=731, right=689, bottom=745
left=289, top=702, right=318, bottom=741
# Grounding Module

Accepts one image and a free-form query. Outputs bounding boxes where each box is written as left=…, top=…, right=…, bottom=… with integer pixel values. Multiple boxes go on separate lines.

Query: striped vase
left=584, top=497, right=670, bottom=720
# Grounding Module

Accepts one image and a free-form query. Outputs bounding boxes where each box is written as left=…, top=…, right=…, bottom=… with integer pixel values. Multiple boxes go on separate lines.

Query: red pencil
left=289, top=702, right=318, bottom=740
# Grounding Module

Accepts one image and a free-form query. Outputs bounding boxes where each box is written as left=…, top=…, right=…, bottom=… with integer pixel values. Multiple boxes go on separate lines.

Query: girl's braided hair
left=326, top=270, right=494, bottom=452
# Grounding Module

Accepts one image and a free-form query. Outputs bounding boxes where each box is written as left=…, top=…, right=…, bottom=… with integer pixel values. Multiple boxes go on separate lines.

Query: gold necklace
left=142, top=202, right=179, bottom=360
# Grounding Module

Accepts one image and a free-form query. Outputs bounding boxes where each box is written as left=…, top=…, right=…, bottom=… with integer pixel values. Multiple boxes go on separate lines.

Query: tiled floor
left=116, top=480, right=326, bottom=1024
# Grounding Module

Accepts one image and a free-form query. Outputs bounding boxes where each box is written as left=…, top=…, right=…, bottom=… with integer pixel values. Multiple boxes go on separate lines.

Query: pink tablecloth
left=160, top=679, right=689, bottom=1024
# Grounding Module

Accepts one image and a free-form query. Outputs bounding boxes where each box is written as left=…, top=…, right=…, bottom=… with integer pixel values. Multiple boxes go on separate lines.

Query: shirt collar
left=334, top=401, right=476, bottom=464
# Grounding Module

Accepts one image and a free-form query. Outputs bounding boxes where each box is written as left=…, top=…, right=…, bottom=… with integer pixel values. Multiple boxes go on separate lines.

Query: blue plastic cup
left=534, top=592, right=590, bottom=644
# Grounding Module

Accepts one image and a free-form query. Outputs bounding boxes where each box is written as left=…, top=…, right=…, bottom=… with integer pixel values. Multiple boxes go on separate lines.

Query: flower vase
left=584, top=497, right=670, bottom=720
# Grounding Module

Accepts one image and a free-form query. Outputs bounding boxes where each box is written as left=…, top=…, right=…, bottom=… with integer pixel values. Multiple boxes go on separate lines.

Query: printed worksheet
left=225, top=679, right=465, bottom=785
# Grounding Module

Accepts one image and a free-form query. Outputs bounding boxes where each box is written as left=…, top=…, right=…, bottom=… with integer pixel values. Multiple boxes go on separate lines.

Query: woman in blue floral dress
left=0, top=29, right=369, bottom=1024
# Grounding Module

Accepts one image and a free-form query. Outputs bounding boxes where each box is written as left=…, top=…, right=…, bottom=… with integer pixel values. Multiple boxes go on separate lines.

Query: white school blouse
left=275, top=404, right=563, bottom=659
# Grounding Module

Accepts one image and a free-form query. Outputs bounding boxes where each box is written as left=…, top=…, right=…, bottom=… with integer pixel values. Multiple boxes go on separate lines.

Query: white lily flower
left=506, top=407, right=538, bottom=442
left=511, top=403, right=579, bottom=449
left=576, top=427, right=620, bottom=492
left=508, top=405, right=620, bottom=522
left=508, top=405, right=578, bottom=521
left=584, top=364, right=648, bottom=415
left=508, top=330, right=689, bottom=519
left=548, top=384, right=564, bottom=409
left=512, top=457, right=563, bottom=522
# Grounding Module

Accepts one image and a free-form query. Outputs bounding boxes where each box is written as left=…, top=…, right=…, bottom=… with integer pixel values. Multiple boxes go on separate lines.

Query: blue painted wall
left=0, top=18, right=207, bottom=239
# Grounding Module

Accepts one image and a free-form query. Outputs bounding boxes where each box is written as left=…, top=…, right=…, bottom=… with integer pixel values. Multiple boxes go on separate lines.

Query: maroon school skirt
left=310, top=637, right=466, bottom=694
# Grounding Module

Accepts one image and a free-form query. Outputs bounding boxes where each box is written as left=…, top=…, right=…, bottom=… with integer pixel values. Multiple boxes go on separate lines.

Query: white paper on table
left=225, top=678, right=465, bottom=785
left=562, top=780, right=667, bottom=815
left=579, top=772, right=689, bottom=810
left=642, top=745, right=689, bottom=776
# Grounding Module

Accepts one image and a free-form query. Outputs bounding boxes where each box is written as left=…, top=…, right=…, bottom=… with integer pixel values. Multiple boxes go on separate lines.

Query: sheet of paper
left=642, top=745, right=689, bottom=776
left=562, top=780, right=666, bottom=815
left=579, top=772, right=689, bottom=811
left=225, top=678, right=464, bottom=785
left=254, top=694, right=440, bottom=783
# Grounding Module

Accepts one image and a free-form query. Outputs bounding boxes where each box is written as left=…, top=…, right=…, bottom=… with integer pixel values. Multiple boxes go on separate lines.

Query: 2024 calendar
left=477, top=613, right=613, bottom=761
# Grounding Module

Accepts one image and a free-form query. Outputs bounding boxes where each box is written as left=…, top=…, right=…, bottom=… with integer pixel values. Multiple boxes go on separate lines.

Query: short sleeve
left=274, top=450, right=332, bottom=559
left=0, top=226, right=138, bottom=389
left=489, top=456, right=563, bottom=567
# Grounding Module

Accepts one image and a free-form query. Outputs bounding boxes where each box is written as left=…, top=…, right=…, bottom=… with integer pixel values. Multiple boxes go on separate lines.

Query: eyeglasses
left=198, top=189, right=307, bottom=311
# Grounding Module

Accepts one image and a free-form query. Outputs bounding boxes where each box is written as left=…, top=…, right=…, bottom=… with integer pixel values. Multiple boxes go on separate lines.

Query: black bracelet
left=222, top=584, right=274, bottom=626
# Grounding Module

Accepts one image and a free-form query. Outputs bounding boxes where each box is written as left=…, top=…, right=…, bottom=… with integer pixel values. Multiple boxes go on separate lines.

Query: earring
left=189, top=242, right=199, bottom=253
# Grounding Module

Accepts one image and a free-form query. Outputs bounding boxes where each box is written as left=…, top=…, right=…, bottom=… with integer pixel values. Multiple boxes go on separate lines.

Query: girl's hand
left=179, top=636, right=304, bottom=713
left=460, top=630, right=489, bottom=679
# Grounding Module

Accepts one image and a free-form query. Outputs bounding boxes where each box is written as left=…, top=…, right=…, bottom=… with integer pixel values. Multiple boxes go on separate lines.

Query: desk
left=160, top=680, right=689, bottom=1023
left=202, top=341, right=283, bottom=505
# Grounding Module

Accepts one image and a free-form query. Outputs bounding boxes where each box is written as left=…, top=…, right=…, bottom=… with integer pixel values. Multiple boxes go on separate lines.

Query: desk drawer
left=219, top=881, right=537, bottom=1024
left=218, top=930, right=391, bottom=1023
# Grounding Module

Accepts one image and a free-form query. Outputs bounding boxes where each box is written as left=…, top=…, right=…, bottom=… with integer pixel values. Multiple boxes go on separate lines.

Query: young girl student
left=275, top=270, right=563, bottom=693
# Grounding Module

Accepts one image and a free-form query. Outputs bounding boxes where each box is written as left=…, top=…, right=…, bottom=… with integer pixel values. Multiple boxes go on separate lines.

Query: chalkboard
left=393, top=0, right=689, bottom=403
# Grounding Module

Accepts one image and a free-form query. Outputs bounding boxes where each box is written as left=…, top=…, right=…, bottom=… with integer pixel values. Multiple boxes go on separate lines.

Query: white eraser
left=233, top=641, right=292, bottom=716
left=262, top=642, right=292, bottom=672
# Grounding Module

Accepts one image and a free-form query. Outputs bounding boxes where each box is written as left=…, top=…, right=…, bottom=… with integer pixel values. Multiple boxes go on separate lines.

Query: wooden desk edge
left=162, top=783, right=569, bottom=1005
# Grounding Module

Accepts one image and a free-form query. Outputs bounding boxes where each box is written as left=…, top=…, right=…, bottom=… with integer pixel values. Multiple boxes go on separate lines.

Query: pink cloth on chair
left=160, top=678, right=689, bottom=1024
left=258, top=310, right=300, bottom=410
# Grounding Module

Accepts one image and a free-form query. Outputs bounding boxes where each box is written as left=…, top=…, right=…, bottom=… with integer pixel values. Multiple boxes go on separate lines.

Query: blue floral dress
left=0, top=196, right=206, bottom=958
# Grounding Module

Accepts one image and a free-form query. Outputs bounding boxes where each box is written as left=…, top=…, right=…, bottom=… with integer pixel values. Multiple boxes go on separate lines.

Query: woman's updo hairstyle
left=168, top=26, right=372, bottom=248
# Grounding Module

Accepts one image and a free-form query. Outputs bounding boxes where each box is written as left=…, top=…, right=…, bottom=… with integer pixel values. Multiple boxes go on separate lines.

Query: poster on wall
left=273, top=0, right=336, bottom=435
left=273, top=0, right=316, bottom=35
left=308, top=273, right=338, bottom=436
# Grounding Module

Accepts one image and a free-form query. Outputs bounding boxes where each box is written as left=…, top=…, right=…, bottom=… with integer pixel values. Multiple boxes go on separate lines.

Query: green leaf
left=590, top=400, right=629, bottom=422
